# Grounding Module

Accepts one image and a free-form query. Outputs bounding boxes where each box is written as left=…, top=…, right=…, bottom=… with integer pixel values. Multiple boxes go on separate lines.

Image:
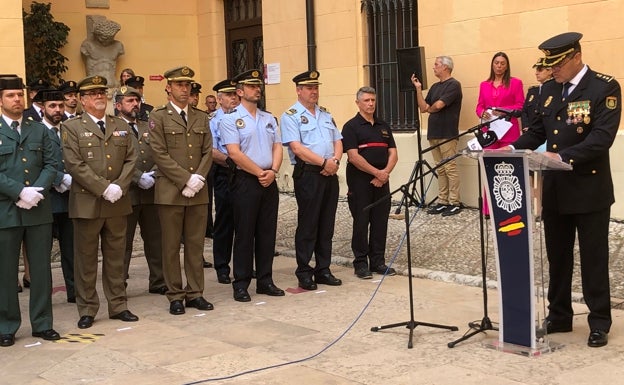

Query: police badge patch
left=606, top=96, right=618, bottom=110
left=236, top=119, right=245, bottom=128
left=301, top=116, right=308, bottom=124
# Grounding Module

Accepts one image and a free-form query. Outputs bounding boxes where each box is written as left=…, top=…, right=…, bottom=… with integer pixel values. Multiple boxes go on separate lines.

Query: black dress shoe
left=32, top=329, right=61, bottom=341
left=217, top=274, right=231, bottom=284
left=169, top=300, right=185, bottom=315
left=233, top=288, right=251, bottom=302
left=315, top=273, right=342, bottom=286
left=544, top=319, right=573, bottom=334
left=203, top=259, right=213, bottom=268
left=148, top=286, right=168, bottom=295
left=588, top=329, right=608, bottom=347
left=186, top=297, right=214, bottom=311
left=0, top=334, right=15, bottom=347
left=371, top=265, right=397, bottom=276
left=110, top=310, right=139, bottom=322
left=256, top=283, right=285, bottom=296
left=298, top=277, right=317, bottom=291
left=77, top=315, right=94, bottom=329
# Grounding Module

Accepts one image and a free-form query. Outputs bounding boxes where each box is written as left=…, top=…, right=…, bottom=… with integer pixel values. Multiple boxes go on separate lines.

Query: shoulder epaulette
left=207, top=111, right=216, bottom=119
left=225, top=108, right=237, bottom=114
left=285, top=108, right=297, bottom=115
left=528, top=85, right=539, bottom=90
left=154, top=105, right=167, bottom=111
left=319, top=106, right=329, bottom=113
left=595, top=72, right=614, bottom=82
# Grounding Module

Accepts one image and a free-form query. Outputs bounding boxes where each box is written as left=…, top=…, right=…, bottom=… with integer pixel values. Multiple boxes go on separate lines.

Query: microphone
left=491, top=107, right=522, bottom=118
left=477, top=130, right=498, bottom=148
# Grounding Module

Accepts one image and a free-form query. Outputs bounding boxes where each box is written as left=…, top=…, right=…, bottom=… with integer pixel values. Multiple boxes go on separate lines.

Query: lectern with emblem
left=479, top=150, right=571, bottom=355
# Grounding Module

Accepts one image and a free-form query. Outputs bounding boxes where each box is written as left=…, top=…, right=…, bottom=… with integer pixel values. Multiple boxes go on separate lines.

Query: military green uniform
left=0, top=117, right=56, bottom=336
left=124, top=118, right=164, bottom=292
left=149, top=101, right=212, bottom=302
left=62, top=114, right=137, bottom=318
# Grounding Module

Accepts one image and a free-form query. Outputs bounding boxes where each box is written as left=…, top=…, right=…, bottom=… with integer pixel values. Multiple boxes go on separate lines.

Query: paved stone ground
left=274, top=192, right=624, bottom=303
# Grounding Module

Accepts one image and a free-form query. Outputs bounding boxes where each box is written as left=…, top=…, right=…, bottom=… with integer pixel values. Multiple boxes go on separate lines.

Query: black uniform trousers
left=53, top=212, right=75, bottom=301
left=347, top=167, right=391, bottom=270
left=0, top=224, right=53, bottom=335
left=231, top=171, right=278, bottom=290
left=205, top=165, right=215, bottom=237
left=212, top=165, right=234, bottom=276
left=293, top=169, right=339, bottom=281
left=543, top=207, right=612, bottom=332
left=124, top=203, right=164, bottom=291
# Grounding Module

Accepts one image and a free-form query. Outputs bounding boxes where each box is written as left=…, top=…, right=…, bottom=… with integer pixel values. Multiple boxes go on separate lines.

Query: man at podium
left=510, top=32, right=621, bottom=347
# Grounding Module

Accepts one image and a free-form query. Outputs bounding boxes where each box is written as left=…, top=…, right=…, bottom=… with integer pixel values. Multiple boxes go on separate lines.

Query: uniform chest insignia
left=606, top=96, right=618, bottom=110
left=544, top=96, right=553, bottom=107
left=381, top=129, right=389, bottom=136
left=528, top=94, right=534, bottom=102
left=301, top=116, right=308, bottom=124
left=81, top=132, right=93, bottom=138
left=62, top=131, right=68, bottom=143
left=113, top=131, right=128, bottom=137
left=286, top=108, right=297, bottom=115
left=143, top=132, right=149, bottom=138
left=236, top=118, right=245, bottom=128
left=566, top=101, right=590, bottom=125
left=267, top=122, right=274, bottom=129
left=577, top=127, right=584, bottom=134
left=87, top=151, right=94, bottom=159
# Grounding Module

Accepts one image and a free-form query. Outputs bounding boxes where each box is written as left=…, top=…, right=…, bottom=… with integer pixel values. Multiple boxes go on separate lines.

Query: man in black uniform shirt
left=23, top=79, right=50, bottom=122
left=342, top=86, right=398, bottom=279
left=521, top=58, right=553, bottom=131
left=510, top=32, right=621, bottom=348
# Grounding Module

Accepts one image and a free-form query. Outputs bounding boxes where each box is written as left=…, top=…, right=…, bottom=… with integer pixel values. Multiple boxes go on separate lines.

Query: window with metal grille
left=362, top=0, right=419, bottom=131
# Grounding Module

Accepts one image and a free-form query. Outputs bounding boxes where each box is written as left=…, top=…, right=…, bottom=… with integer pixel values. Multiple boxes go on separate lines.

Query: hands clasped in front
left=102, top=183, right=123, bottom=203
left=182, top=173, right=206, bottom=198
left=16, top=186, right=45, bottom=210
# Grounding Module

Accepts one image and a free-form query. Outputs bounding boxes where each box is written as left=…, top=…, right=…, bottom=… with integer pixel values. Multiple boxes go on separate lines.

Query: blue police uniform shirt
left=220, top=104, right=280, bottom=170
left=280, top=101, right=342, bottom=164
left=209, top=109, right=228, bottom=155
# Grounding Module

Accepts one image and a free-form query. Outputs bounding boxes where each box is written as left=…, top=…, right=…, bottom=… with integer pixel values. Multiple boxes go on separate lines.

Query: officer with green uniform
left=148, top=66, right=214, bottom=315
left=115, top=86, right=166, bottom=295
left=0, top=75, right=59, bottom=347
left=62, top=75, right=139, bottom=329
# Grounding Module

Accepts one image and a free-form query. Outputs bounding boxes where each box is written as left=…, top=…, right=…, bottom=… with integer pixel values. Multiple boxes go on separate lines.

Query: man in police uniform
left=58, top=80, right=80, bottom=120
left=62, top=75, right=139, bottom=329
left=115, top=86, right=165, bottom=295
left=221, top=69, right=284, bottom=302
left=0, top=75, right=59, bottom=347
left=39, top=88, right=76, bottom=303
left=521, top=58, right=553, bottom=132
left=281, top=70, right=343, bottom=290
left=210, top=78, right=240, bottom=284
left=125, top=75, right=154, bottom=121
left=189, top=82, right=201, bottom=108
left=342, top=87, right=398, bottom=279
left=23, top=79, right=50, bottom=122
left=148, top=66, right=214, bottom=315
left=511, top=32, right=621, bottom=347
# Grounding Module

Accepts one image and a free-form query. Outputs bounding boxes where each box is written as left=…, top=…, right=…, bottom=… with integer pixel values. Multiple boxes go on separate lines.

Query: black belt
left=301, top=164, right=323, bottom=172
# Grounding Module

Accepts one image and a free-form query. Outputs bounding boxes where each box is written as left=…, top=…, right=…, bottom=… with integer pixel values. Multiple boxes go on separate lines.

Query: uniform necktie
left=562, top=82, right=572, bottom=99
left=39, top=109, right=44, bottom=118
left=180, top=110, right=187, bottom=125
left=68, top=114, right=74, bottom=119
left=97, top=120, right=106, bottom=134
left=129, top=122, right=138, bottom=137
left=11, top=121, right=19, bottom=138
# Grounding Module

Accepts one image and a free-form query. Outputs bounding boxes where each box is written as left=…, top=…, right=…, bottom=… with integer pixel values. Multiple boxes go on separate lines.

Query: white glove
left=16, top=199, right=35, bottom=210
left=54, top=183, right=69, bottom=193
left=102, top=183, right=123, bottom=203
left=61, top=173, right=72, bottom=189
left=138, top=171, right=155, bottom=190
left=181, top=186, right=197, bottom=198
left=19, top=187, right=44, bottom=207
left=186, top=174, right=205, bottom=192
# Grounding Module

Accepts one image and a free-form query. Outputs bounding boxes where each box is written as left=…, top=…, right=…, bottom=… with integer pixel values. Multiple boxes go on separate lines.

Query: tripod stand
left=447, top=162, right=497, bottom=347
left=394, top=124, right=436, bottom=214
left=370, top=180, right=458, bottom=349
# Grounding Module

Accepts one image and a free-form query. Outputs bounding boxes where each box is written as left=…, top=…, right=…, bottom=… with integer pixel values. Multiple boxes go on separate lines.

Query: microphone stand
left=369, top=175, right=458, bottom=349
left=447, top=113, right=514, bottom=348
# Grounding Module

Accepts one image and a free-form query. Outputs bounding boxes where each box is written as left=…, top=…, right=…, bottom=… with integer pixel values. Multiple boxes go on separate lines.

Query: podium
left=478, top=150, right=572, bottom=355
